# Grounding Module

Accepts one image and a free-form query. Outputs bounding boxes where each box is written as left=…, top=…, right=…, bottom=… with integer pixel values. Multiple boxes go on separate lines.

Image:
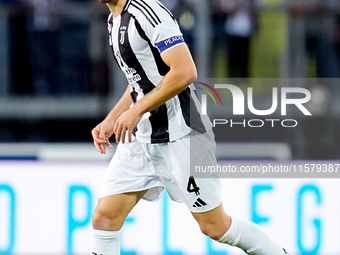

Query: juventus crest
left=119, top=26, right=127, bottom=44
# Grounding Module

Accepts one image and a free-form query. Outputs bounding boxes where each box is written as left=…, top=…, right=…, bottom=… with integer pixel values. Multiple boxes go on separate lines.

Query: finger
left=113, top=121, right=118, bottom=135
left=115, top=125, right=122, bottom=143
left=127, top=129, right=132, bottom=143
left=93, top=136, right=107, bottom=144
left=99, top=128, right=106, bottom=140
left=94, top=141, right=103, bottom=154
left=106, top=139, right=113, bottom=149
left=92, top=128, right=108, bottom=144
left=91, top=127, right=100, bottom=139
left=92, top=128, right=104, bottom=154
left=99, top=130, right=108, bottom=153
left=120, top=128, right=127, bottom=144
left=100, top=143, right=106, bottom=154
left=93, top=136, right=107, bottom=154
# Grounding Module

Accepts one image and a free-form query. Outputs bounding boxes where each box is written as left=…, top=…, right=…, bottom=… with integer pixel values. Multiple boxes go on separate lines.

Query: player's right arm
left=92, top=84, right=132, bottom=154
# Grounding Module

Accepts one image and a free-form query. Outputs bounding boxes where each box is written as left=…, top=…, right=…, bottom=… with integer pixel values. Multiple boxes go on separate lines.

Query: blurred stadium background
left=1, top=0, right=340, bottom=254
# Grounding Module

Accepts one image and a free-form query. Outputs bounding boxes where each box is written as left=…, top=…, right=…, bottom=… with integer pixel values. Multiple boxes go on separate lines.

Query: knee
left=91, top=208, right=105, bottom=229
left=92, top=205, right=124, bottom=231
left=196, top=212, right=231, bottom=241
left=199, top=222, right=227, bottom=241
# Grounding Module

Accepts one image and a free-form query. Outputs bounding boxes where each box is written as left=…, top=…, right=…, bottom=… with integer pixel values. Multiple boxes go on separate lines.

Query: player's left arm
left=113, top=44, right=197, bottom=143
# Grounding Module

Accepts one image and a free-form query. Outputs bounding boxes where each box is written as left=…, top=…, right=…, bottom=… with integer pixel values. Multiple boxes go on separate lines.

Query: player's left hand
left=113, top=106, right=142, bottom=143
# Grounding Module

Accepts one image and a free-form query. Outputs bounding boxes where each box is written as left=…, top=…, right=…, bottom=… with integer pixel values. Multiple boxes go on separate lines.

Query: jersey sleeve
left=130, top=0, right=186, bottom=54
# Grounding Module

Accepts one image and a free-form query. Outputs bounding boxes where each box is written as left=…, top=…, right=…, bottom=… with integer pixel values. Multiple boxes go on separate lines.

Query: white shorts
left=99, top=130, right=222, bottom=213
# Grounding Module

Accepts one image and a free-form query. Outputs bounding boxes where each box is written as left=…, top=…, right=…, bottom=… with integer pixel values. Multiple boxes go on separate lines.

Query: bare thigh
left=92, top=190, right=148, bottom=231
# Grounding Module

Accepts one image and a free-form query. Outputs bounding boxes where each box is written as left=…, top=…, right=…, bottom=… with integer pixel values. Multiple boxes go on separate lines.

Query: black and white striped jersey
left=107, top=0, right=211, bottom=143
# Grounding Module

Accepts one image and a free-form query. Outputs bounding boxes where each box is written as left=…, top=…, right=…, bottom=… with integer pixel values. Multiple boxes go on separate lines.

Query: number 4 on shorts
left=187, top=176, right=200, bottom=195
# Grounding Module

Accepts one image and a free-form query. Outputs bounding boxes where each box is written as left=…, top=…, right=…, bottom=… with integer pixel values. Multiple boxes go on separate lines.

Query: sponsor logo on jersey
left=127, top=74, right=142, bottom=84
left=114, top=50, right=141, bottom=84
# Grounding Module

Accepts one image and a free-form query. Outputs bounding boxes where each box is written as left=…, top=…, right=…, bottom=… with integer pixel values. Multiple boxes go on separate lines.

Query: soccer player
left=91, top=0, right=289, bottom=254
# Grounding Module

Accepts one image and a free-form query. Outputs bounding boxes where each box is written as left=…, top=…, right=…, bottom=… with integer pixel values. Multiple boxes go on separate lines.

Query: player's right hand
left=91, top=120, right=114, bottom=154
